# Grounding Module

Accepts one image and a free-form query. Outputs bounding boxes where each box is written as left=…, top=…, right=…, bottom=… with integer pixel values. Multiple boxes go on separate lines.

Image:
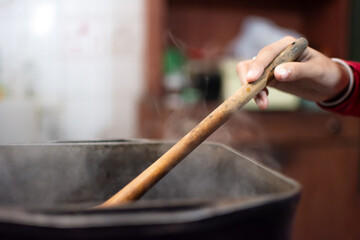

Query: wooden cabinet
left=139, top=1, right=360, bottom=239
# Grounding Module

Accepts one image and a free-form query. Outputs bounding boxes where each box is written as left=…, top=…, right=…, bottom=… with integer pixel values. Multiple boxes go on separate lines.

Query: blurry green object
left=163, top=47, right=188, bottom=94
left=164, top=47, right=186, bottom=74
left=181, top=87, right=201, bottom=104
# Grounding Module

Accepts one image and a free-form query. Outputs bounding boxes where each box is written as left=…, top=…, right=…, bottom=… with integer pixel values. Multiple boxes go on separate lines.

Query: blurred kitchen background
left=1, top=1, right=360, bottom=239
left=0, top=0, right=144, bottom=143
left=0, top=0, right=359, bottom=144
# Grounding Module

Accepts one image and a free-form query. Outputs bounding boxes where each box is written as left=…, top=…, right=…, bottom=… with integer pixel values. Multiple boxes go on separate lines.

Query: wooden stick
left=96, top=38, right=308, bottom=208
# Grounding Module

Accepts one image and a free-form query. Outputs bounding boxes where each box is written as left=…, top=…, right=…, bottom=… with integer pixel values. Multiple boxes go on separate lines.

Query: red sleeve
left=318, top=61, right=360, bottom=117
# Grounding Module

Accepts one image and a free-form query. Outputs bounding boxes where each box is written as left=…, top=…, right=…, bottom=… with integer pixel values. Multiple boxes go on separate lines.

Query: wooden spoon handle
left=96, top=37, right=308, bottom=208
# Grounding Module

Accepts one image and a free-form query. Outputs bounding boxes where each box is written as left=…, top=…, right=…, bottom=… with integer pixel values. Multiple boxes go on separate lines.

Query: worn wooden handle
left=96, top=37, right=308, bottom=208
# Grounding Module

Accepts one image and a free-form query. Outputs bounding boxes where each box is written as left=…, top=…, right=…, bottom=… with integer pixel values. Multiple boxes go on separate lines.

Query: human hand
left=236, top=36, right=350, bottom=110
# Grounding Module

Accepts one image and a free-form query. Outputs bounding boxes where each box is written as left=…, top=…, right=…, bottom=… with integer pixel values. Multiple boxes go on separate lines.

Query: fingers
left=236, top=60, right=251, bottom=85
left=236, top=36, right=299, bottom=110
left=274, top=61, right=318, bottom=82
left=254, top=88, right=269, bottom=110
left=236, top=60, right=269, bottom=109
left=246, top=36, right=297, bottom=83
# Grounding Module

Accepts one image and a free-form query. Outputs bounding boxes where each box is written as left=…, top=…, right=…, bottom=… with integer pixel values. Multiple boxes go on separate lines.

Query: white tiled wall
left=0, top=0, right=144, bottom=143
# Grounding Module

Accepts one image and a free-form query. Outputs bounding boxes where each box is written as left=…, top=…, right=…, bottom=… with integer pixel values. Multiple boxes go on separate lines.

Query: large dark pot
left=0, top=140, right=301, bottom=240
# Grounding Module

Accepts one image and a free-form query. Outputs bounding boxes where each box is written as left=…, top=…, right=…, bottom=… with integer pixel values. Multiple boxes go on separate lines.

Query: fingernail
left=246, top=69, right=260, bottom=80
left=277, top=67, right=290, bottom=80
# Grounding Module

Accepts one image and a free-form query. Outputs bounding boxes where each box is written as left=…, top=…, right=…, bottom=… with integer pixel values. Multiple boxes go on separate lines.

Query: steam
left=0, top=141, right=287, bottom=209
left=162, top=104, right=281, bottom=171
left=162, top=29, right=281, bottom=171
left=142, top=142, right=287, bottom=201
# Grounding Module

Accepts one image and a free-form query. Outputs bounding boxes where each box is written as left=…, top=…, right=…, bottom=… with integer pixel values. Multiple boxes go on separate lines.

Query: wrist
left=319, top=58, right=354, bottom=107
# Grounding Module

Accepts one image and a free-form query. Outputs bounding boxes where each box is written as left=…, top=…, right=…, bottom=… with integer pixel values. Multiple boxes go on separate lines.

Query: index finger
left=246, top=36, right=297, bottom=83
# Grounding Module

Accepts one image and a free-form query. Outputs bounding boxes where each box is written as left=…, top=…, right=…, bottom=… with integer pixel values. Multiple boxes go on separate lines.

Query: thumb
left=274, top=62, right=315, bottom=82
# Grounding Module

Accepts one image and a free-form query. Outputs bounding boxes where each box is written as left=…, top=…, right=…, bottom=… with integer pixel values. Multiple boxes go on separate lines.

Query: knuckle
left=259, top=45, right=275, bottom=56
left=236, top=62, right=244, bottom=70
left=290, top=64, right=302, bottom=80
left=282, top=35, right=296, bottom=43
left=290, top=66, right=298, bottom=79
left=245, top=61, right=256, bottom=72
left=236, top=60, right=251, bottom=73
